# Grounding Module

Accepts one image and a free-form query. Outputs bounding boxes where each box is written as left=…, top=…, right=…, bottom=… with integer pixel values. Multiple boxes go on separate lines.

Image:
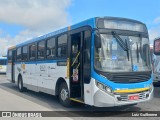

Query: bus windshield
left=94, top=34, right=151, bottom=72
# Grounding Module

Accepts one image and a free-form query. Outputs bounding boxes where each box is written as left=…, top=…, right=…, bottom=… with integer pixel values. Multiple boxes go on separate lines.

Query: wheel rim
left=60, top=88, right=68, bottom=101
left=19, top=80, right=22, bottom=90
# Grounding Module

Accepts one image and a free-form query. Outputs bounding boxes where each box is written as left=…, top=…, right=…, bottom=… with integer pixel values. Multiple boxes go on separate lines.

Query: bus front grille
left=98, top=71, right=152, bottom=83
left=110, top=73, right=151, bottom=83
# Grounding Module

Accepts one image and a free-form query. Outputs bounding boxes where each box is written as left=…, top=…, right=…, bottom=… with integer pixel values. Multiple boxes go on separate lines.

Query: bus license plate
left=128, top=95, right=139, bottom=100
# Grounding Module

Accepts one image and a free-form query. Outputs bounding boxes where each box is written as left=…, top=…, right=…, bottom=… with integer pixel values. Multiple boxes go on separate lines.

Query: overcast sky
left=0, top=0, right=160, bottom=55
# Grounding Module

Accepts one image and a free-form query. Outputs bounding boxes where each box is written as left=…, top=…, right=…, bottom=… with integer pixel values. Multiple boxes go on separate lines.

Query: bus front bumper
left=93, top=87, right=153, bottom=107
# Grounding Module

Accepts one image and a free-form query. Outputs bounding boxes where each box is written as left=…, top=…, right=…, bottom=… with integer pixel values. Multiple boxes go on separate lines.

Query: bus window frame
left=21, top=45, right=28, bottom=62
left=37, top=40, right=46, bottom=60
left=46, top=37, right=56, bottom=60
left=68, top=26, right=92, bottom=84
left=16, top=47, right=22, bottom=62
left=57, top=34, right=68, bottom=59
left=29, top=43, right=37, bottom=61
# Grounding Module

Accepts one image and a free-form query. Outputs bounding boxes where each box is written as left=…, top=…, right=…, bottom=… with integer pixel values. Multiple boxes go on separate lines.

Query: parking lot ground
left=0, top=75, right=160, bottom=120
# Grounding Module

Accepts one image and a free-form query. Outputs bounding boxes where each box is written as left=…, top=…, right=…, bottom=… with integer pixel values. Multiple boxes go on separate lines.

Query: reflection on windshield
left=94, top=34, right=151, bottom=72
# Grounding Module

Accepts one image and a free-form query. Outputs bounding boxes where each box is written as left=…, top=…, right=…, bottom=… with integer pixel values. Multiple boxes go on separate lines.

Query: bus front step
left=70, top=98, right=84, bottom=103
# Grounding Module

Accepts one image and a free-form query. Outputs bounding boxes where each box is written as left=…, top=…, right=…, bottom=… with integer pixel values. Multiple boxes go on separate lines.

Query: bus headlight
left=105, top=86, right=112, bottom=93
left=97, top=82, right=104, bottom=89
left=95, top=81, right=112, bottom=94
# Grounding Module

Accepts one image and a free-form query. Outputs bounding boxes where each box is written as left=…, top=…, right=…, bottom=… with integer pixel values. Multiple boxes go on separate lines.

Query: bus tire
left=59, top=82, right=72, bottom=107
left=18, top=76, right=25, bottom=92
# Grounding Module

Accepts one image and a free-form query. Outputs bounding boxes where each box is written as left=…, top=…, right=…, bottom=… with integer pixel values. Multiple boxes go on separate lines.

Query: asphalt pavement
left=0, top=74, right=160, bottom=120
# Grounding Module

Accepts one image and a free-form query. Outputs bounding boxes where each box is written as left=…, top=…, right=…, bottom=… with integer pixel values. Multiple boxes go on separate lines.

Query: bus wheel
left=18, top=76, right=25, bottom=92
left=59, top=82, right=72, bottom=107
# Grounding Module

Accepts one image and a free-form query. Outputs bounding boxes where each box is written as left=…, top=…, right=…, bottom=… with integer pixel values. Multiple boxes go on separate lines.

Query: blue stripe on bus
left=92, top=70, right=152, bottom=91
left=15, top=59, right=67, bottom=64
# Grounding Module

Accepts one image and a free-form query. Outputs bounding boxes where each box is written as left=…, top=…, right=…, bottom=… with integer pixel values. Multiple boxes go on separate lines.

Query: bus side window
left=16, top=47, right=22, bottom=61
left=47, top=37, right=56, bottom=59
left=22, top=46, right=28, bottom=61
left=58, top=34, right=67, bottom=58
left=83, top=30, right=91, bottom=84
left=29, top=44, right=36, bottom=60
left=37, top=41, right=45, bottom=60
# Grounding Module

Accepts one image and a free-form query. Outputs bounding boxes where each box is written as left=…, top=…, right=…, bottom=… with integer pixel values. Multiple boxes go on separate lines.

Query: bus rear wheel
left=18, top=76, right=25, bottom=92
left=59, top=82, right=72, bottom=107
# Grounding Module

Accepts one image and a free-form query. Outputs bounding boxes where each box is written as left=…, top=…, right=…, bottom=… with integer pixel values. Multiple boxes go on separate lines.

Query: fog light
left=146, top=94, right=149, bottom=98
left=117, top=97, right=121, bottom=101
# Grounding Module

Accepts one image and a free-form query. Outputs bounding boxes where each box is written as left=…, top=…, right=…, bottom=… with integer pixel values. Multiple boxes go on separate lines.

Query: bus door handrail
left=71, top=51, right=80, bottom=67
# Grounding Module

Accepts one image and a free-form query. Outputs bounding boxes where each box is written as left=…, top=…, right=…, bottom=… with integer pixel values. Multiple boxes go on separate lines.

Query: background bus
left=150, top=45, right=154, bottom=72
left=153, top=37, right=160, bottom=83
left=0, top=57, right=7, bottom=74
left=7, top=17, right=153, bottom=107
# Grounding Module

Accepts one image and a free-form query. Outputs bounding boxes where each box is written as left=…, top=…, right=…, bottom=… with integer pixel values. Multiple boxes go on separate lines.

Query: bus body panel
left=93, top=82, right=153, bottom=107
left=14, top=61, right=69, bottom=95
left=84, top=77, right=153, bottom=107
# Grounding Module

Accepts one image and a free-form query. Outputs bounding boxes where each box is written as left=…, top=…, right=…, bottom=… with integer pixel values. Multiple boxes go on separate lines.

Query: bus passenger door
left=69, top=32, right=84, bottom=101
left=11, top=50, right=16, bottom=83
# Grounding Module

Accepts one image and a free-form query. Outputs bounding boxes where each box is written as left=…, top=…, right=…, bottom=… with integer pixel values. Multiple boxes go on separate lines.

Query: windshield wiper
left=112, top=31, right=130, bottom=61
left=125, top=39, right=130, bottom=61
left=112, top=31, right=129, bottom=51
left=136, top=42, right=139, bottom=63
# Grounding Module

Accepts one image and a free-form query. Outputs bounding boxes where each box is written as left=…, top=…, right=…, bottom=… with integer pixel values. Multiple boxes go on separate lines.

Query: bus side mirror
left=154, top=39, right=160, bottom=55
left=94, top=34, right=101, bottom=48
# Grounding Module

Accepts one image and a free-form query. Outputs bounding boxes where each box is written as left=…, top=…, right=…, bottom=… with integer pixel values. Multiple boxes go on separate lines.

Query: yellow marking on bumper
left=70, top=98, right=84, bottom=103
left=114, top=87, right=150, bottom=93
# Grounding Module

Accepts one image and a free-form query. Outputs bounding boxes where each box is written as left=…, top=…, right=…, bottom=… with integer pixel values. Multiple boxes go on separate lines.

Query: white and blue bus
left=0, top=57, right=7, bottom=74
left=7, top=17, right=153, bottom=107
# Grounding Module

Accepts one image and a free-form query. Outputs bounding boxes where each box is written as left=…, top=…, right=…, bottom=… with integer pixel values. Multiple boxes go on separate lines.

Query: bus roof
left=8, top=16, right=146, bottom=49
left=8, top=17, right=96, bottom=49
